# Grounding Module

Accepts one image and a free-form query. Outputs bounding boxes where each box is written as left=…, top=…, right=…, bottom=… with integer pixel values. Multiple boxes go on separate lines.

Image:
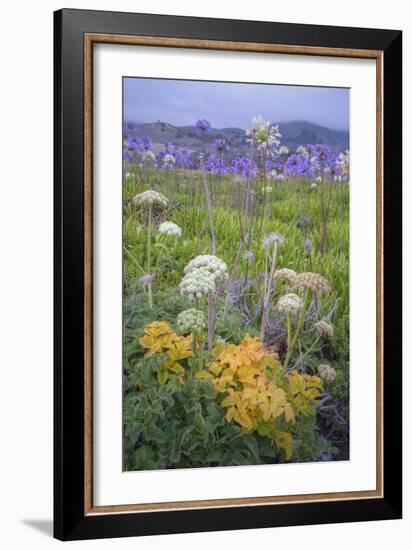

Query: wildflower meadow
left=122, top=82, right=350, bottom=471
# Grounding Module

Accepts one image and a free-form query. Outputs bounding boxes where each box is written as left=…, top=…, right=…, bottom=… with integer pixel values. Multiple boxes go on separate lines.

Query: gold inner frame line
left=84, top=33, right=384, bottom=515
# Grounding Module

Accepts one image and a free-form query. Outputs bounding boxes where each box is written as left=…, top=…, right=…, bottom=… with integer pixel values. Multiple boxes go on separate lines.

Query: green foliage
left=123, top=170, right=350, bottom=469
left=214, top=305, right=258, bottom=344
left=331, top=307, right=350, bottom=362
left=124, top=372, right=277, bottom=470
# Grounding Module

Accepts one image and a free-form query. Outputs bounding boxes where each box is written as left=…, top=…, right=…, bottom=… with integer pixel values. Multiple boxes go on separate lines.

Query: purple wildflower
left=231, top=156, right=257, bottom=182
left=205, top=154, right=229, bottom=176
left=284, top=154, right=314, bottom=178
left=126, top=135, right=152, bottom=153
left=175, top=147, right=193, bottom=169
left=195, top=119, right=212, bottom=135
left=212, top=138, right=229, bottom=154
left=136, top=136, right=152, bottom=152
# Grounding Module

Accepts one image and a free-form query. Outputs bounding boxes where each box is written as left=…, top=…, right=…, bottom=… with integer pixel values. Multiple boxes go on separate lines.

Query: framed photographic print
left=54, top=8, right=402, bottom=541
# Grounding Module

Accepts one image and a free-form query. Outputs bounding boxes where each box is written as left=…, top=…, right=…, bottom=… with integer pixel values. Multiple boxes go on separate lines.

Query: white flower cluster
left=278, top=145, right=289, bottom=156
left=177, top=308, right=206, bottom=334
left=274, top=268, right=297, bottom=285
left=294, top=272, right=331, bottom=298
left=158, top=221, right=182, bottom=237
left=180, top=255, right=228, bottom=301
left=296, top=145, right=309, bottom=158
left=142, top=150, right=155, bottom=163
left=318, top=364, right=337, bottom=382
left=163, top=153, right=176, bottom=166
left=133, top=190, right=169, bottom=207
left=337, top=150, right=350, bottom=179
left=276, top=293, right=304, bottom=317
left=179, top=267, right=216, bottom=301
left=183, top=255, right=228, bottom=283
left=315, top=320, right=334, bottom=338
left=246, top=115, right=281, bottom=150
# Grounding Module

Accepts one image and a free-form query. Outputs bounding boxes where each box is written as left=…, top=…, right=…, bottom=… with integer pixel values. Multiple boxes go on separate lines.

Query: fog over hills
left=126, top=120, right=349, bottom=152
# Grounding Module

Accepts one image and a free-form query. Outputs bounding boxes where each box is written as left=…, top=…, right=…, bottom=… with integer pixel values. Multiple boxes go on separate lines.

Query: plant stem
left=284, top=292, right=309, bottom=369
left=286, top=313, right=292, bottom=350
left=124, top=247, right=145, bottom=275
left=291, top=334, right=321, bottom=370
left=223, top=237, right=245, bottom=320
left=207, top=291, right=215, bottom=351
left=191, top=334, right=198, bottom=372
left=202, top=167, right=216, bottom=255
left=260, top=241, right=278, bottom=340
left=147, top=205, right=153, bottom=310
left=258, top=156, right=267, bottom=244
left=243, top=192, right=255, bottom=286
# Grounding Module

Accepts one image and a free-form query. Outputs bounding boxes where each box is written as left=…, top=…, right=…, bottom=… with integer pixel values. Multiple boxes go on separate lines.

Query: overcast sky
left=124, top=77, right=349, bottom=131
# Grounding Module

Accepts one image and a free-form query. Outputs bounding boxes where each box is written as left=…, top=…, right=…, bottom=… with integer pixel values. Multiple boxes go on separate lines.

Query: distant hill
left=126, top=120, right=349, bottom=152
left=277, top=121, right=349, bottom=150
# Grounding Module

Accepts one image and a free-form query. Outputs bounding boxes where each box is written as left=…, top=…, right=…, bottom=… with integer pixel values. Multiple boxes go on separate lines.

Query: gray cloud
left=124, top=77, right=349, bottom=131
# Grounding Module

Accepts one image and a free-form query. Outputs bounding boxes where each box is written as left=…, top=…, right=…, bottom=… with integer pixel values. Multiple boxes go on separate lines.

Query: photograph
left=122, top=77, right=350, bottom=472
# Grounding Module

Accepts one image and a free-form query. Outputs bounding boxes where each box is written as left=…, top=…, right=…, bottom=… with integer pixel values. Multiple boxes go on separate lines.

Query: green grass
left=123, top=169, right=349, bottom=333
left=123, top=167, right=350, bottom=465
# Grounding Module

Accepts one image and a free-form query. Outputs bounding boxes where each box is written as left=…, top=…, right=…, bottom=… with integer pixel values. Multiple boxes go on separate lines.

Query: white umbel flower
left=337, top=150, right=350, bottom=180
left=315, top=320, right=334, bottom=338
left=179, top=267, right=216, bottom=301
left=184, top=255, right=228, bottom=283
left=296, top=145, right=309, bottom=158
left=132, top=190, right=169, bottom=207
left=177, top=309, right=206, bottom=334
left=246, top=115, right=281, bottom=149
left=277, top=293, right=304, bottom=316
left=274, top=268, right=297, bottom=285
left=163, top=153, right=176, bottom=166
left=294, top=272, right=331, bottom=298
left=142, top=150, right=155, bottom=163
left=180, top=255, right=228, bottom=301
left=279, top=145, right=289, bottom=156
left=158, top=221, right=182, bottom=237
left=318, top=364, right=337, bottom=382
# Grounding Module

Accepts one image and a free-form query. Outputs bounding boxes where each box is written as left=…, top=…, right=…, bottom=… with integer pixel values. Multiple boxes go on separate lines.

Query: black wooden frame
left=54, top=8, right=402, bottom=541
